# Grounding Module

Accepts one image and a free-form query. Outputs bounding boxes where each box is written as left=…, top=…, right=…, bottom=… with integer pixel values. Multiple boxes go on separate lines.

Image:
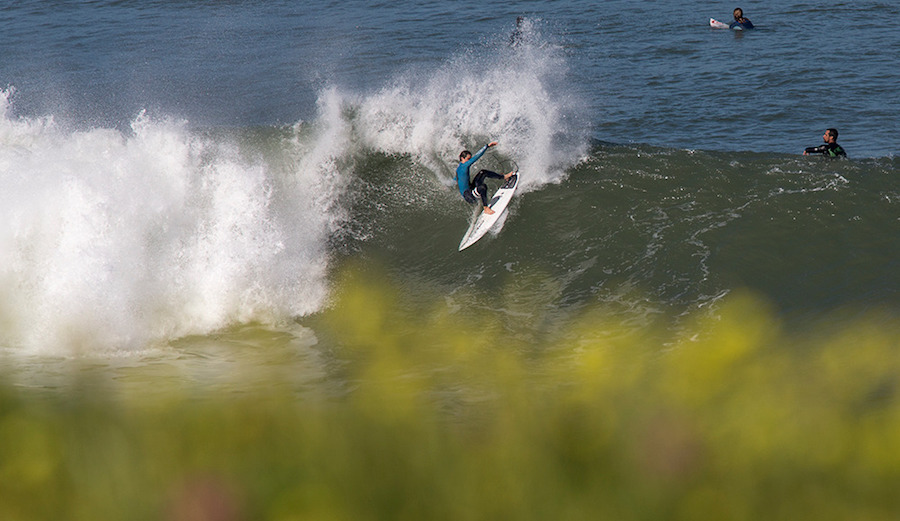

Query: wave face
left=345, top=143, right=900, bottom=333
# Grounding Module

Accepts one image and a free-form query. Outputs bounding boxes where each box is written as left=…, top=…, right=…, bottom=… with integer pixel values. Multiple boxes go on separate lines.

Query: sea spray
left=347, top=18, right=589, bottom=187
left=0, top=90, right=346, bottom=354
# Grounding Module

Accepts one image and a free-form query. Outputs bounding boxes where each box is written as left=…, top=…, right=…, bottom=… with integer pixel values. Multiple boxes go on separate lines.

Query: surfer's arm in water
left=803, top=129, right=846, bottom=157
left=804, top=143, right=846, bottom=157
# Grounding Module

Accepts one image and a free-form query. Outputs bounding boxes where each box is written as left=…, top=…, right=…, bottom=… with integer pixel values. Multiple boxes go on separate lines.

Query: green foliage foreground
left=2, top=268, right=900, bottom=521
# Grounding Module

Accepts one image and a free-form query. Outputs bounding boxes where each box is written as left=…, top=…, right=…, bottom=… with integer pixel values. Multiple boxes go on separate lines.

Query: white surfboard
left=458, top=173, right=519, bottom=251
left=709, top=18, right=730, bottom=29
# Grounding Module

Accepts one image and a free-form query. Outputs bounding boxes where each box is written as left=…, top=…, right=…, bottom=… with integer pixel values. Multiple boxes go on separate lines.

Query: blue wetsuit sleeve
left=469, top=145, right=489, bottom=164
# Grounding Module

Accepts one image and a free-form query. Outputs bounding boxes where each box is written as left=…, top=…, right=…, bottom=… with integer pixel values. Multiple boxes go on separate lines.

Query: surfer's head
left=733, top=8, right=743, bottom=20
left=459, top=150, right=472, bottom=162
left=824, top=128, right=839, bottom=142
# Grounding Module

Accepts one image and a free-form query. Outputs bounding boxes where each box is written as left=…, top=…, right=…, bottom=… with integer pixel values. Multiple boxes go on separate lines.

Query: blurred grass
left=2, top=265, right=900, bottom=520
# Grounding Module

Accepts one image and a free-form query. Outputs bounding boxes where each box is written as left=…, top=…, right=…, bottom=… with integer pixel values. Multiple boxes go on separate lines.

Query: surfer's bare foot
left=504, top=171, right=515, bottom=179
left=483, top=206, right=496, bottom=215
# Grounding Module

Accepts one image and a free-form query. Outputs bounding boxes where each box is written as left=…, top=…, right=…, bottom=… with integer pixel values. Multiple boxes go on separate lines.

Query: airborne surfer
left=456, top=141, right=515, bottom=215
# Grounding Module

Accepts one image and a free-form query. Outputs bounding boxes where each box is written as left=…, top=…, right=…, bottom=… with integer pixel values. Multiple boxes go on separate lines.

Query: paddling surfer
left=456, top=141, right=515, bottom=215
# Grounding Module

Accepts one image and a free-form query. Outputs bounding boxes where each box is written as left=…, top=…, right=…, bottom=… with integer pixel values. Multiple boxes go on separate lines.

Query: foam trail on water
left=0, top=88, right=349, bottom=354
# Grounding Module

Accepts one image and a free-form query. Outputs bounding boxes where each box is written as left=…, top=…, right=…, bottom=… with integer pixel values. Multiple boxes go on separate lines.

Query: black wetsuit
left=463, top=169, right=505, bottom=206
left=805, top=142, right=847, bottom=157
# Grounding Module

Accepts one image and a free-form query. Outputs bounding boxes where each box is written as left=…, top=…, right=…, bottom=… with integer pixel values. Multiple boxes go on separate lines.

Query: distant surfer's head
left=459, top=150, right=472, bottom=162
left=733, top=8, right=743, bottom=19
left=825, top=128, right=839, bottom=142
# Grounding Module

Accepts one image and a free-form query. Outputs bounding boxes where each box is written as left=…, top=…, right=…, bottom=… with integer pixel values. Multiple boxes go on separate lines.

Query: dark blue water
left=3, top=1, right=897, bottom=156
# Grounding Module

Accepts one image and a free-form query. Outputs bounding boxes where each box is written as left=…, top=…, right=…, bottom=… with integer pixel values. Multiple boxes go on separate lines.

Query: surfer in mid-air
left=456, top=141, right=515, bottom=215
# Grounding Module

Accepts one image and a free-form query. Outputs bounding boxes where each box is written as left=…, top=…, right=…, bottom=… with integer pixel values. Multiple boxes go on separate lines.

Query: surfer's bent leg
left=466, top=183, right=487, bottom=206
left=472, top=169, right=504, bottom=184
left=471, top=169, right=503, bottom=206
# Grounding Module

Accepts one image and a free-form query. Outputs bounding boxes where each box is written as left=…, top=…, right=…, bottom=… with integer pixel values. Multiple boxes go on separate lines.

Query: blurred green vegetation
left=2, top=266, right=899, bottom=520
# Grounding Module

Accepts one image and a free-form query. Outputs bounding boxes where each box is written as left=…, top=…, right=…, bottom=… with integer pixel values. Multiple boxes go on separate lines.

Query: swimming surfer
left=803, top=128, right=847, bottom=157
left=456, top=141, right=515, bottom=215
left=729, top=8, right=754, bottom=29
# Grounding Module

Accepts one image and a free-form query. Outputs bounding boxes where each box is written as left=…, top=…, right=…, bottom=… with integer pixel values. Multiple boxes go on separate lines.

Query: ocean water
left=1, top=1, right=898, bottom=386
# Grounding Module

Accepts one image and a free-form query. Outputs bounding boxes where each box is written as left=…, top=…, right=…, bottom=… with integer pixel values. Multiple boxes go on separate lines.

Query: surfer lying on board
left=730, top=8, right=754, bottom=29
left=456, top=141, right=515, bottom=215
left=803, top=128, right=847, bottom=157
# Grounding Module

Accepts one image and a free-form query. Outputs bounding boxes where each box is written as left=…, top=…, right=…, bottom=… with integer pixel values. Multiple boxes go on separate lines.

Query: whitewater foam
left=0, top=21, right=591, bottom=354
left=345, top=19, right=589, bottom=188
left=0, top=89, right=345, bottom=354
